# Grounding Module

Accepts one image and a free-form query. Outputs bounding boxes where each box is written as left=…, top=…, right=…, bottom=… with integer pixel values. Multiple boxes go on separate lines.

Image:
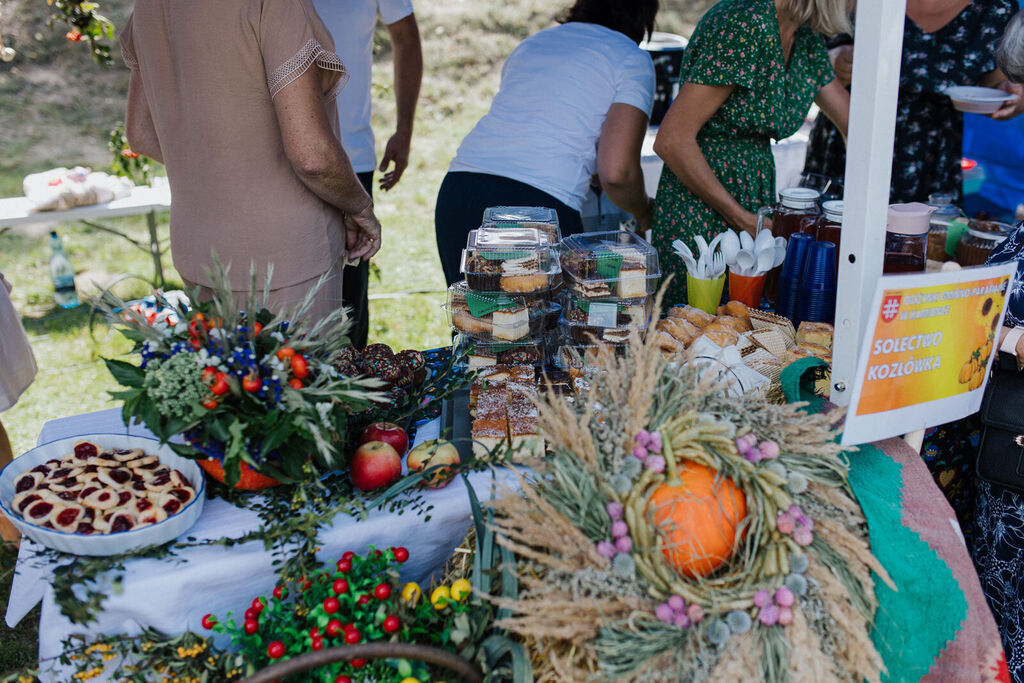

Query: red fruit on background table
left=335, top=676, right=352, bottom=683
left=342, top=551, right=355, bottom=561
left=383, top=615, right=400, bottom=633
left=244, top=607, right=259, bottom=622
left=406, top=439, right=460, bottom=488
left=333, top=578, right=349, bottom=595
left=311, top=637, right=323, bottom=651
left=267, top=641, right=285, bottom=659
left=336, top=558, right=352, bottom=573
left=344, top=628, right=361, bottom=644
left=326, top=619, right=343, bottom=637
left=251, top=597, right=264, bottom=613
left=349, top=441, right=402, bottom=491
left=244, top=620, right=258, bottom=635
left=360, top=422, right=409, bottom=455
left=201, top=614, right=217, bottom=629
left=392, top=546, right=409, bottom=563
left=323, top=597, right=340, bottom=614
left=357, top=594, right=371, bottom=606
left=351, top=659, right=367, bottom=669
left=373, top=583, right=392, bottom=600
left=272, top=585, right=286, bottom=599
left=309, top=627, right=320, bottom=638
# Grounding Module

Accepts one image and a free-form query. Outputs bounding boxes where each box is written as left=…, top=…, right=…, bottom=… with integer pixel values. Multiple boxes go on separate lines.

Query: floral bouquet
left=99, top=261, right=386, bottom=488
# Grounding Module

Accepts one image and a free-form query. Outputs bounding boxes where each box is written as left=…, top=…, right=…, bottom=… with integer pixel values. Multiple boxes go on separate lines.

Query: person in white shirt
left=434, top=0, right=658, bottom=286
left=314, top=0, right=422, bottom=347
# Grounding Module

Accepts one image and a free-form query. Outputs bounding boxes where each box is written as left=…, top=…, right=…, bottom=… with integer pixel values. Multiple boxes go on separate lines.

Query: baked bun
left=711, top=315, right=750, bottom=334
left=667, top=305, right=715, bottom=329
left=450, top=304, right=492, bottom=335
left=655, top=331, right=686, bottom=354
left=717, top=301, right=751, bottom=321
left=656, top=318, right=701, bottom=346
left=698, top=329, right=739, bottom=348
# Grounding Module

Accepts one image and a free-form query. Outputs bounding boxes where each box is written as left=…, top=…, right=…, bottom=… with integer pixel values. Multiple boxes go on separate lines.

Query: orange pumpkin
left=197, top=459, right=281, bottom=490
left=646, top=460, right=746, bottom=578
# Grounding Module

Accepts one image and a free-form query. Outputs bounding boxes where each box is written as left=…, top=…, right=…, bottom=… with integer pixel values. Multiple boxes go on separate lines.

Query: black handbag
left=976, top=351, right=1024, bottom=493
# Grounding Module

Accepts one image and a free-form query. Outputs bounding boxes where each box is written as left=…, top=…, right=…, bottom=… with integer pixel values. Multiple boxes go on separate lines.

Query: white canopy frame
left=830, top=0, right=908, bottom=406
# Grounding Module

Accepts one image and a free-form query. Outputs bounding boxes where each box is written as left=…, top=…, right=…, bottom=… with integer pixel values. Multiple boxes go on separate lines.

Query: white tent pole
left=830, top=0, right=907, bottom=406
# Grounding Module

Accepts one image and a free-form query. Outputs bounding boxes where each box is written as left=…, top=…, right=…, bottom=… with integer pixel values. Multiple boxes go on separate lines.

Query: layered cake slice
left=472, top=418, right=509, bottom=460
left=500, top=255, right=549, bottom=293
left=491, top=303, right=530, bottom=341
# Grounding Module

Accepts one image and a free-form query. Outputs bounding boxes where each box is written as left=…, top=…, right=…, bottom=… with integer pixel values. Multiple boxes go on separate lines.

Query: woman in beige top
left=120, top=0, right=381, bottom=322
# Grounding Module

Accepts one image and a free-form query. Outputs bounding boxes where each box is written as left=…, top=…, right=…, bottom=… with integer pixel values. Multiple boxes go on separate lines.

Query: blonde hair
left=785, top=0, right=852, bottom=37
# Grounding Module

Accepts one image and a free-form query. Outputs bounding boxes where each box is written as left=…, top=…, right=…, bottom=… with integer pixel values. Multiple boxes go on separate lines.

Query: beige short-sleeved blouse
left=120, top=0, right=349, bottom=290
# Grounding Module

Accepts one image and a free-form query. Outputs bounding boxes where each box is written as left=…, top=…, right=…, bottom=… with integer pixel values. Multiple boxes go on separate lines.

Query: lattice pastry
left=10, top=440, right=196, bottom=534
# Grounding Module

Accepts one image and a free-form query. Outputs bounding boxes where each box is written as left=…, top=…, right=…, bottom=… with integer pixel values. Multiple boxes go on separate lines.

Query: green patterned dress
left=652, top=0, right=835, bottom=306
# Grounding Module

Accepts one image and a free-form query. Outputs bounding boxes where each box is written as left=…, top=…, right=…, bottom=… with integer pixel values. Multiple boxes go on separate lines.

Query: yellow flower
left=401, top=582, right=422, bottom=605
left=430, top=586, right=451, bottom=610
left=450, top=578, right=472, bottom=602
left=400, top=678, right=421, bottom=683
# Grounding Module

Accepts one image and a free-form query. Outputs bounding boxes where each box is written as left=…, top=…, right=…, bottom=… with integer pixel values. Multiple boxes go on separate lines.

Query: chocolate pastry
left=383, top=386, right=408, bottom=409
left=497, top=346, right=541, bottom=365
left=464, top=254, right=503, bottom=291
left=335, top=360, right=360, bottom=378
left=364, top=355, right=401, bottom=385
left=397, top=349, right=427, bottom=385
left=336, top=346, right=360, bottom=366
left=361, top=343, right=394, bottom=361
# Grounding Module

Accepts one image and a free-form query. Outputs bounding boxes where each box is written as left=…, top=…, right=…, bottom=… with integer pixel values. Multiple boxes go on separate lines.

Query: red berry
left=344, top=628, right=361, bottom=644
left=244, top=608, right=259, bottom=622
left=288, top=378, right=303, bottom=390
left=323, top=597, right=340, bottom=614
left=344, top=623, right=354, bottom=632
left=336, top=558, right=352, bottom=573
left=383, top=615, right=400, bottom=633
left=351, top=659, right=367, bottom=669
left=342, top=551, right=355, bottom=561
left=201, top=614, right=217, bottom=630
left=392, top=546, right=409, bottom=563
left=244, top=620, right=258, bottom=635
left=372, top=549, right=383, bottom=558
left=251, top=597, right=265, bottom=613
left=335, top=676, right=352, bottom=683
left=302, top=579, right=312, bottom=592
left=272, top=586, right=286, bottom=599
left=357, top=594, right=370, bottom=606
left=326, top=619, right=343, bottom=637
left=333, top=578, right=349, bottom=595
left=373, top=583, right=392, bottom=600
left=267, top=641, right=285, bottom=659
left=309, top=627, right=319, bottom=638
left=311, top=637, right=323, bottom=651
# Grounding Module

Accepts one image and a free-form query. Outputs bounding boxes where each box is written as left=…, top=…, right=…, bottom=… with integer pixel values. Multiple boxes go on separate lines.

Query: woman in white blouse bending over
left=433, top=0, right=658, bottom=286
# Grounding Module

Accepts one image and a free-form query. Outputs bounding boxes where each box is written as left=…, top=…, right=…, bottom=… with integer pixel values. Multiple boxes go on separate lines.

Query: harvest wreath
left=486, top=294, right=893, bottom=681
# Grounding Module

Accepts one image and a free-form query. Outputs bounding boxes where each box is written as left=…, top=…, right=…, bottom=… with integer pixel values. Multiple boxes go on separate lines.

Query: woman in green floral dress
left=652, top=0, right=851, bottom=305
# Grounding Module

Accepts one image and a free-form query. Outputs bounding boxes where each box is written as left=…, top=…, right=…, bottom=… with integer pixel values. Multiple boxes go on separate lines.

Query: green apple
left=406, top=439, right=460, bottom=489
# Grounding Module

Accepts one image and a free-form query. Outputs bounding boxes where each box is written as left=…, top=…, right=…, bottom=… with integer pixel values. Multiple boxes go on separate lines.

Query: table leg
left=146, top=210, right=165, bottom=288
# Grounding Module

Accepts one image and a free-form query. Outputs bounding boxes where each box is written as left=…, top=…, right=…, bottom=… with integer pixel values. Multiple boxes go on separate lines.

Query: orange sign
left=842, top=264, right=1016, bottom=446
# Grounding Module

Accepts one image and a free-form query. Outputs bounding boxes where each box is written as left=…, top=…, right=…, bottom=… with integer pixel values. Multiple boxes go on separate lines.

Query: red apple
left=360, top=422, right=409, bottom=456
left=407, top=439, right=461, bottom=489
left=350, top=441, right=402, bottom=492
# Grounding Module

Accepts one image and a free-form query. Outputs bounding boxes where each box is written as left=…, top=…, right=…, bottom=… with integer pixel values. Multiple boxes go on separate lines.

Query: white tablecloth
left=5, top=408, right=507, bottom=678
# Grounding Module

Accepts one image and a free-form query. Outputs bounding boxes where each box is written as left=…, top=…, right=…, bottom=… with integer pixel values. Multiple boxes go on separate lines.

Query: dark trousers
left=433, top=171, right=584, bottom=287
left=341, top=171, right=373, bottom=349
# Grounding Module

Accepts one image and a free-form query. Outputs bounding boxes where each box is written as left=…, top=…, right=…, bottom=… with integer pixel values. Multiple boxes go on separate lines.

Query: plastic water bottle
left=49, top=230, right=79, bottom=309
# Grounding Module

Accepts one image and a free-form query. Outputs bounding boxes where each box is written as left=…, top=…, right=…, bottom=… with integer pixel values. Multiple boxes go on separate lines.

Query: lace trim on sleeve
left=268, top=38, right=348, bottom=100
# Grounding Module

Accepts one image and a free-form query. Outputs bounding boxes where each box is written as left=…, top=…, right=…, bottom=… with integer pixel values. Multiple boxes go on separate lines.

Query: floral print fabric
left=804, top=0, right=1015, bottom=204
left=652, top=0, right=833, bottom=305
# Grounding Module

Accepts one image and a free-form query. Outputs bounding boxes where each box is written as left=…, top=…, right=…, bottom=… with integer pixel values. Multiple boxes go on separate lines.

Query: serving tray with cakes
left=0, top=434, right=205, bottom=556
left=461, top=226, right=561, bottom=295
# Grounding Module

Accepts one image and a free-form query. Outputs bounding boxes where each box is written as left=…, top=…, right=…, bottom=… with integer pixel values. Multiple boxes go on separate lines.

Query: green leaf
left=481, top=635, right=533, bottom=683
left=105, top=358, right=146, bottom=388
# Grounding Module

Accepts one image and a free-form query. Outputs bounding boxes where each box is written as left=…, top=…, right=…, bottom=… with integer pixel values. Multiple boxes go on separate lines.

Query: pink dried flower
left=776, top=512, right=795, bottom=535
left=655, top=603, right=674, bottom=623
left=759, top=440, right=780, bottom=459
left=667, top=594, right=685, bottom=612
left=793, top=526, right=814, bottom=547
left=648, top=432, right=663, bottom=453
left=686, top=603, right=705, bottom=623
left=635, top=429, right=651, bottom=447
left=673, top=612, right=691, bottom=629
left=734, top=438, right=750, bottom=455
left=743, top=433, right=759, bottom=449
left=759, top=604, right=779, bottom=626
left=596, top=541, right=616, bottom=559
left=774, top=586, right=795, bottom=607
left=610, top=521, right=629, bottom=538
left=606, top=502, right=624, bottom=520
left=645, top=455, right=666, bottom=473
left=777, top=606, right=793, bottom=626
left=753, top=589, right=772, bottom=608
left=632, top=445, right=648, bottom=460
left=615, top=536, right=632, bottom=554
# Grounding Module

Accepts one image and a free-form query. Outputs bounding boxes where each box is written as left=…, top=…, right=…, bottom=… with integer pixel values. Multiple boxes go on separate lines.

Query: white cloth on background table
left=23, top=167, right=133, bottom=213
left=313, top=0, right=414, bottom=174
left=448, top=21, right=655, bottom=212
left=0, top=273, right=37, bottom=412
left=5, top=408, right=509, bottom=681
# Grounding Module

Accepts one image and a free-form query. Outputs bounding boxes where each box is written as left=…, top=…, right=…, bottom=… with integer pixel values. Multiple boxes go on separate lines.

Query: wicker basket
left=240, top=643, right=483, bottom=682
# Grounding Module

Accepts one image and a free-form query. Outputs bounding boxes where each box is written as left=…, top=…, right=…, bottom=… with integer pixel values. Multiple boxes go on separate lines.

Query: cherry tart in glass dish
left=0, top=434, right=205, bottom=556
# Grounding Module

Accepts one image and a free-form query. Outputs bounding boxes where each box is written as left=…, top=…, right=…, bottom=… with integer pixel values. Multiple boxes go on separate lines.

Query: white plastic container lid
left=779, top=187, right=822, bottom=210
left=821, top=200, right=844, bottom=222
left=887, top=202, right=937, bottom=236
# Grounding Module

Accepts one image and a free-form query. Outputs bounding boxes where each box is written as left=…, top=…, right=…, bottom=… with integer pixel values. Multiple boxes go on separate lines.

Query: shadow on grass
left=20, top=304, right=93, bottom=338
left=0, top=540, right=40, bottom=674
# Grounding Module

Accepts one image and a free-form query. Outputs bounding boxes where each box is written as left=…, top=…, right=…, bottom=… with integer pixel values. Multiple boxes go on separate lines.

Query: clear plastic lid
left=554, top=333, right=629, bottom=370
left=562, top=294, right=652, bottom=330
left=453, top=333, right=548, bottom=368
left=444, top=281, right=553, bottom=343
left=461, top=227, right=560, bottom=295
left=558, top=231, right=661, bottom=299
left=482, top=206, right=562, bottom=242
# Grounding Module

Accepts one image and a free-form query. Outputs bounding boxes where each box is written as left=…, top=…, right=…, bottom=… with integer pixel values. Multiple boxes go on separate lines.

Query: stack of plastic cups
left=774, top=232, right=813, bottom=323
left=795, top=241, right=837, bottom=326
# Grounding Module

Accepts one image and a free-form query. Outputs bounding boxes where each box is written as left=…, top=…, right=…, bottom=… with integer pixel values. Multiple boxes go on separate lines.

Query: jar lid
left=966, top=227, right=1008, bottom=244
left=887, top=202, right=936, bottom=236
left=821, top=200, right=844, bottom=221
left=927, top=192, right=957, bottom=207
left=779, top=187, right=821, bottom=210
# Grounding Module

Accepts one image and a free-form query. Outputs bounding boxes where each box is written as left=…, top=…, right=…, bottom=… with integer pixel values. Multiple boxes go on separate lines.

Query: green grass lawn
left=0, top=0, right=708, bottom=673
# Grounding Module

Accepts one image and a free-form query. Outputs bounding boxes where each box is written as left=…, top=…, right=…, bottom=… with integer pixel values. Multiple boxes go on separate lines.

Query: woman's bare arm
left=596, top=102, right=654, bottom=231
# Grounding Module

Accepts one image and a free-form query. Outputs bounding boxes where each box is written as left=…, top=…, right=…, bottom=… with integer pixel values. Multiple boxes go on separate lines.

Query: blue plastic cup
left=779, top=232, right=814, bottom=282
left=799, top=241, right=838, bottom=291
left=796, top=287, right=836, bottom=325
left=775, top=276, right=801, bottom=322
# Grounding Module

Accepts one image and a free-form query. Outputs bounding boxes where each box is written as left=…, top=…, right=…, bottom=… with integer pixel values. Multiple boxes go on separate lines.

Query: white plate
left=0, top=434, right=205, bottom=556
left=944, top=86, right=1015, bottom=114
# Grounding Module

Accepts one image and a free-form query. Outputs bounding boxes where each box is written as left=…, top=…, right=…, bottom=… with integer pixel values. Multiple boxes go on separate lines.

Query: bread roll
left=655, top=330, right=686, bottom=354
left=712, top=315, right=751, bottom=334
left=698, top=329, right=739, bottom=348
left=717, top=300, right=750, bottom=321
left=667, top=305, right=715, bottom=329
left=656, top=317, right=700, bottom=346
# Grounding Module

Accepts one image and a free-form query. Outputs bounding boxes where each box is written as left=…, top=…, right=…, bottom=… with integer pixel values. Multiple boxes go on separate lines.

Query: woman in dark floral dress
left=803, top=0, right=1022, bottom=204
left=652, top=0, right=851, bottom=305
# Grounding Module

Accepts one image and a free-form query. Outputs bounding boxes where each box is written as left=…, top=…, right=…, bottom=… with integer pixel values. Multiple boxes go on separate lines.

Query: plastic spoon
left=754, top=229, right=775, bottom=253
left=719, top=230, right=741, bottom=264
left=756, top=248, right=775, bottom=275
left=772, top=245, right=787, bottom=268
left=739, top=230, right=755, bottom=253
left=735, top=250, right=755, bottom=276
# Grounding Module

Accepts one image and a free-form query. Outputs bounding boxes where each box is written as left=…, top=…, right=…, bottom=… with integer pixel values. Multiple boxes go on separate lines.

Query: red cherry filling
left=57, top=491, right=78, bottom=501
left=55, top=508, right=81, bottom=526
left=74, top=442, right=98, bottom=459
left=84, top=465, right=99, bottom=474
left=137, top=461, right=159, bottom=470
left=117, top=491, right=133, bottom=505
left=162, top=499, right=182, bottom=514
left=132, top=480, right=147, bottom=491
left=13, top=494, right=41, bottom=513
left=110, top=515, right=135, bottom=533
left=109, top=469, right=131, bottom=484
left=75, top=522, right=94, bottom=535
left=14, top=475, right=36, bottom=493
left=50, top=467, right=72, bottom=479
left=136, top=499, right=153, bottom=512
left=31, top=464, right=50, bottom=474
left=79, top=486, right=99, bottom=499
left=168, top=488, right=192, bottom=503
left=25, top=500, right=54, bottom=520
